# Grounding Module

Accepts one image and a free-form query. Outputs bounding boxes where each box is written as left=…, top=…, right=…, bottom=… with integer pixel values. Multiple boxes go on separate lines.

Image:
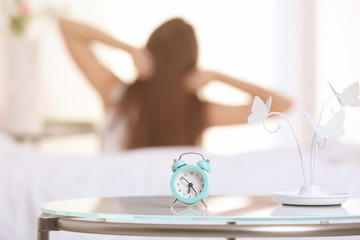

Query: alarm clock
left=170, top=152, right=211, bottom=207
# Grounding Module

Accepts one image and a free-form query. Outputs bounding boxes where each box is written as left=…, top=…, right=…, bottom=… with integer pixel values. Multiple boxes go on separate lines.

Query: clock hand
left=181, top=177, right=192, bottom=193
left=188, top=182, right=197, bottom=194
left=181, top=176, right=190, bottom=184
left=181, top=177, right=198, bottom=195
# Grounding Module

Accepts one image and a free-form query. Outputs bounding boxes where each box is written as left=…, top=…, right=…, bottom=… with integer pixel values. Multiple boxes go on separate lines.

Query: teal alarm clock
left=170, top=152, right=211, bottom=207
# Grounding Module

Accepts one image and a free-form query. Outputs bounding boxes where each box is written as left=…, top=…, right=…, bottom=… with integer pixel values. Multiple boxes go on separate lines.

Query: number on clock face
left=174, top=168, right=205, bottom=199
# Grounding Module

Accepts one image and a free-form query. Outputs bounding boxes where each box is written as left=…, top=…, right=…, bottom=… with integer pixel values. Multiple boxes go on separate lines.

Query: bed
left=0, top=133, right=359, bottom=240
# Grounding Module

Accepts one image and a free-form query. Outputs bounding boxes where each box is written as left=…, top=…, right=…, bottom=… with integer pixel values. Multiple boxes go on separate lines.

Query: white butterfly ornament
left=248, top=96, right=272, bottom=124
left=328, top=81, right=360, bottom=107
left=304, top=109, right=345, bottom=139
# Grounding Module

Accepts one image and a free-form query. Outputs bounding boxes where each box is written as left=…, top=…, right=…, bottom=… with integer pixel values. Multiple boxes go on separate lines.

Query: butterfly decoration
left=328, top=81, right=360, bottom=107
left=248, top=96, right=272, bottom=124
left=304, top=110, right=345, bottom=139
left=247, top=82, right=360, bottom=188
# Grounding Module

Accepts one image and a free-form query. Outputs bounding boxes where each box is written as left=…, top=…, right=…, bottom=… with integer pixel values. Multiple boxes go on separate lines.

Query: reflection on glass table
left=41, top=195, right=360, bottom=221
left=38, top=195, right=360, bottom=240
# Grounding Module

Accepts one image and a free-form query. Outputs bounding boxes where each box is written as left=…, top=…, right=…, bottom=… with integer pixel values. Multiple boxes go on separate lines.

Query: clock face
left=171, top=165, right=208, bottom=204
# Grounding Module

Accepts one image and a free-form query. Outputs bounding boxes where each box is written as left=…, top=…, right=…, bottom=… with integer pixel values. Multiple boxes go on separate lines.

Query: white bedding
left=0, top=133, right=359, bottom=240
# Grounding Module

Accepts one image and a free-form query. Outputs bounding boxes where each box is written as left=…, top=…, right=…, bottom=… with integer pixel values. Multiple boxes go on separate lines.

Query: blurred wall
left=0, top=22, right=6, bottom=130
left=2, top=0, right=360, bottom=154
left=23, top=0, right=284, bottom=154
left=316, top=0, right=360, bottom=146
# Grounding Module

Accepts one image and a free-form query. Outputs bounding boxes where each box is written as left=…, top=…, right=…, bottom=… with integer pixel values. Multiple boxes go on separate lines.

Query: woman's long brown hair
left=116, top=18, right=205, bottom=150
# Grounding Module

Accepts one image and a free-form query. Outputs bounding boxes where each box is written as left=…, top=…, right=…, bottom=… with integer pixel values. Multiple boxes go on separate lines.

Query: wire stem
left=310, top=93, right=343, bottom=185
left=263, top=112, right=307, bottom=185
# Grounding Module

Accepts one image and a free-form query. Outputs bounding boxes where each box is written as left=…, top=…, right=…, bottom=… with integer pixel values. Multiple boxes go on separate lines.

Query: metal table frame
left=37, top=213, right=360, bottom=239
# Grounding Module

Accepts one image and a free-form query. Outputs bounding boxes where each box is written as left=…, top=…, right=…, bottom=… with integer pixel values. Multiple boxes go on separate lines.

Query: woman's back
left=115, top=18, right=205, bottom=150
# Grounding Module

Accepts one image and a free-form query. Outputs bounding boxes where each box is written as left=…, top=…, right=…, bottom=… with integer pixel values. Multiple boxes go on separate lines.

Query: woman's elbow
left=281, top=96, right=293, bottom=113
left=273, top=95, right=293, bottom=113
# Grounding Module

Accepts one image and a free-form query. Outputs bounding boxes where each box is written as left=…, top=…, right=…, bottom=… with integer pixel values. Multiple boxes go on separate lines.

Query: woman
left=58, top=17, right=291, bottom=152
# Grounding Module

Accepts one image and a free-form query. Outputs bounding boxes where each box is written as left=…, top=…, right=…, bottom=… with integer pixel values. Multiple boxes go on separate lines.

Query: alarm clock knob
left=171, top=159, right=187, bottom=172
left=197, top=159, right=211, bottom=173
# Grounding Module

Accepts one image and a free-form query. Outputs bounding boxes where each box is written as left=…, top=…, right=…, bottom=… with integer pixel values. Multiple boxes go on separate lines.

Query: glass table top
left=41, top=195, right=360, bottom=222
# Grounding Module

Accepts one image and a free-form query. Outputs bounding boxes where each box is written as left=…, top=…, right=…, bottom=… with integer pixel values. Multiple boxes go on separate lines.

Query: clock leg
left=201, top=199, right=208, bottom=208
left=171, top=198, right=178, bottom=207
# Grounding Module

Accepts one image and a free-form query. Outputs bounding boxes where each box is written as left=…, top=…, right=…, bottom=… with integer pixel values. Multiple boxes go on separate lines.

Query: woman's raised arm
left=185, top=69, right=292, bottom=127
left=58, top=18, right=154, bottom=109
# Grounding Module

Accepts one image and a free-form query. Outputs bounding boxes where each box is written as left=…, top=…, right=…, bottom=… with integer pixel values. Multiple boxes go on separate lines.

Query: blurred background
left=0, top=0, right=360, bottom=156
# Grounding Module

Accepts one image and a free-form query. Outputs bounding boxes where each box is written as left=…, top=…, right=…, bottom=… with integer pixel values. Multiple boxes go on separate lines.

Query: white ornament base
left=271, top=185, right=350, bottom=206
